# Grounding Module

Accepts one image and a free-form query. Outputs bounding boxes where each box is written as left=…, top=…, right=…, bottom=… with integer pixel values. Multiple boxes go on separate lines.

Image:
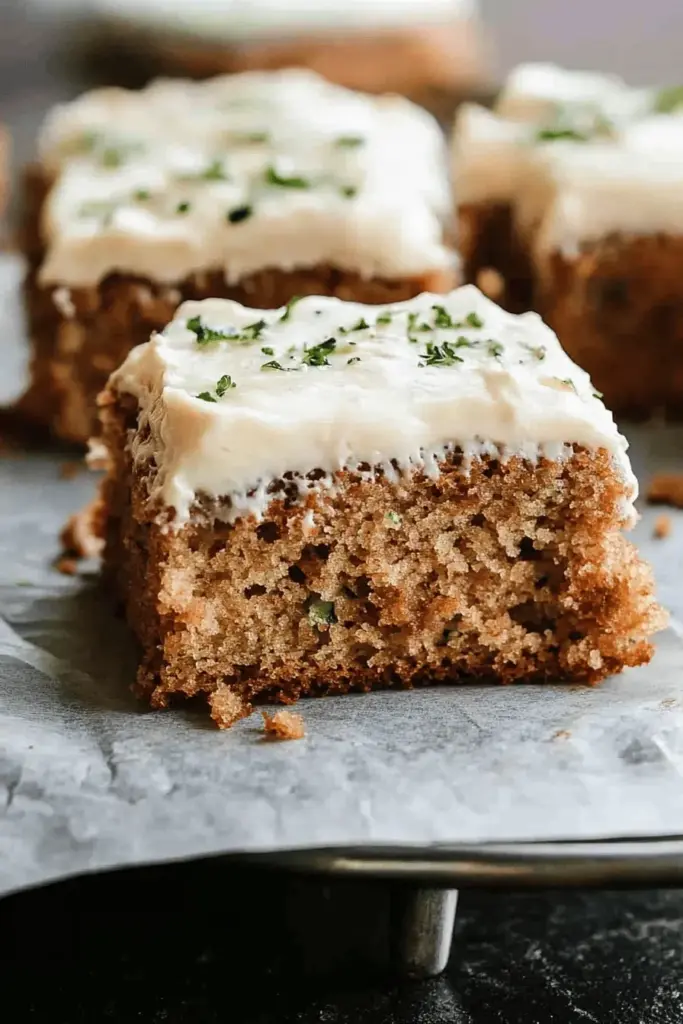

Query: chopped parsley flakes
left=176, top=200, right=191, bottom=214
left=202, top=159, right=229, bottom=181
left=486, top=340, right=504, bottom=359
left=186, top=316, right=237, bottom=345
left=347, top=356, right=361, bottom=365
left=335, top=135, right=365, bottom=148
left=302, top=338, right=336, bottom=366
left=340, top=317, right=370, bottom=334
left=419, top=341, right=464, bottom=367
left=340, top=185, right=358, bottom=198
left=280, top=295, right=302, bottom=322
left=376, top=311, right=392, bottom=325
left=385, top=510, right=402, bottom=527
left=196, top=374, right=236, bottom=402
left=265, top=165, right=310, bottom=189
left=654, top=85, right=683, bottom=113
left=261, top=346, right=275, bottom=356
left=522, top=343, right=547, bottom=361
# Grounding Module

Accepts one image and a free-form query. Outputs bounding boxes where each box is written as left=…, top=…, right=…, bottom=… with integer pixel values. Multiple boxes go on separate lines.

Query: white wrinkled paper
left=2, top=254, right=683, bottom=898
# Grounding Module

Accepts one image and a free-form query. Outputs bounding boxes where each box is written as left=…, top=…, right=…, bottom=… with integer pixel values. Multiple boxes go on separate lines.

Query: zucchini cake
left=21, top=69, right=456, bottom=444
left=95, top=284, right=665, bottom=728
left=93, top=0, right=490, bottom=116
left=453, top=63, right=683, bottom=415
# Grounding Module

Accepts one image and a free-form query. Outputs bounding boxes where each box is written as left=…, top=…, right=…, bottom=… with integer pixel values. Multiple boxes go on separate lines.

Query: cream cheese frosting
left=453, top=62, right=683, bottom=252
left=38, top=69, right=452, bottom=288
left=90, top=0, right=477, bottom=42
left=109, top=285, right=636, bottom=526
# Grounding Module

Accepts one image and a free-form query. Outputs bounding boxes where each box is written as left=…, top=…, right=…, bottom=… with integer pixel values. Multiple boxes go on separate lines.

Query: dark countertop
left=3, top=858, right=683, bottom=1023
left=2, top=4, right=683, bottom=1021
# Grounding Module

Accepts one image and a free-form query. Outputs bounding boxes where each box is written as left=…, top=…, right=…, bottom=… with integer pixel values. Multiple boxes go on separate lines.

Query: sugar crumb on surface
left=647, top=474, right=683, bottom=508
left=55, top=555, right=78, bottom=576
left=60, top=498, right=104, bottom=560
left=59, top=460, right=84, bottom=481
left=262, top=710, right=306, bottom=741
left=653, top=514, right=672, bottom=540
left=552, top=729, right=572, bottom=741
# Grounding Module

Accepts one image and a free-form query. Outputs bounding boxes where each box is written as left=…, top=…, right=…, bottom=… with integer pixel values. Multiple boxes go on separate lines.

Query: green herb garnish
left=302, top=338, right=336, bottom=367
left=536, top=126, right=589, bottom=143
left=227, top=204, right=252, bottom=224
left=242, top=319, right=268, bottom=340
left=176, top=200, right=191, bottom=214
left=340, top=185, right=358, bottom=198
left=186, top=316, right=237, bottom=345
left=340, top=317, right=370, bottom=334
left=202, top=159, right=229, bottom=181
left=308, top=598, right=336, bottom=627
left=265, top=165, right=310, bottom=189
left=261, top=346, right=275, bottom=356
left=465, top=311, right=484, bottom=329
left=215, top=374, right=236, bottom=397
left=419, top=341, right=464, bottom=367
left=196, top=392, right=217, bottom=403
left=376, top=311, right=392, bottom=325
left=432, top=305, right=455, bottom=329
left=385, top=510, right=402, bottom=527
left=347, top=356, right=361, bottom=365
left=522, top=343, right=546, bottom=361
left=335, top=135, right=365, bottom=148
left=280, top=295, right=302, bottom=322
left=134, top=189, right=150, bottom=201
left=231, top=130, right=270, bottom=144
left=654, top=85, right=683, bottom=113
left=487, top=340, right=504, bottom=359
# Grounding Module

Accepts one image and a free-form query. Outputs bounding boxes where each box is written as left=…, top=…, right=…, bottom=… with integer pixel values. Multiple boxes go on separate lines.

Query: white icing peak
left=38, top=69, right=452, bottom=287
left=109, top=285, right=636, bottom=526
left=91, top=0, right=477, bottom=41
left=453, top=62, right=683, bottom=250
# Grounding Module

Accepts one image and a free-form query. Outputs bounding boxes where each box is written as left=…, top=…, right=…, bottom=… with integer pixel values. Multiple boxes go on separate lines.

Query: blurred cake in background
left=85, top=0, right=491, bottom=114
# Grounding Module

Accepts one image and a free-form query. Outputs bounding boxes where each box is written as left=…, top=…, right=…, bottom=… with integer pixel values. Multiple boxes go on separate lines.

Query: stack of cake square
left=19, top=66, right=666, bottom=727
left=453, top=63, right=683, bottom=415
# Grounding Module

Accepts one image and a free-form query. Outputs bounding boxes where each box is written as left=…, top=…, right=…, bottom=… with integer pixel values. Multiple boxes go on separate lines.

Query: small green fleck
left=203, top=159, right=229, bottom=181
left=347, top=356, right=361, bottom=365
left=308, top=598, right=336, bottom=627
left=227, top=204, right=252, bottom=224
left=232, top=130, right=270, bottom=144
left=134, top=188, right=150, bottom=201
left=101, top=147, right=123, bottom=168
left=242, top=319, right=268, bottom=340
left=265, top=165, right=310, bottom=189
left=186, top=315, right=237, bottom=345
left=215, top=374, right=236, bottom=397
left=302, top=338, right=336, bottom=367
left=593, top=389, right=604, bottom=399
left=280, top=295, right=302, bottom=322
left=340, top=317, right=370, bottom=334
left=376, top=311, right=392, bottom=325
left=487, top=340, right=504, bottom=359
left=432, top=304, right=455, bottom=329
left=176, top=200, right=191, bottom=214
left=465, top=311, right=484, bottom=329
left=340, top=185, right=358, bottom=198
left=385, top=510, right=402, bottom=527
left=654, top=85, right=683, bottom=113
left=522, top=342, right=546, bottom=361
left=261, top=360, right=298, bottom=372
left=455, top=335, right=475, bottom=349
left=335, top=135, right=365, bottom=148
left=261, top=346, right=275, bottom=356
left=419, top=341, right=464, bottom=367
left=536, top=126, right=588, bottom=143
left=196, top=391, right=217, bottom=403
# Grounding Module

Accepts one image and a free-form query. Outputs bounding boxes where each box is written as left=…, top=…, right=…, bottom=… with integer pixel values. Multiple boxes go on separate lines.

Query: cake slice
left=96, top=284, right=665, bottom=728
left=453, top=63, right=683, bottom=415
left=93, top=0, right=491, bottom=117
left=21, top=69, right=457, bottom=444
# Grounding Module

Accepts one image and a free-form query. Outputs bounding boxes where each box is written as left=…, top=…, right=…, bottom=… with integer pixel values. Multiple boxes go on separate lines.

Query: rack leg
left=390, top=887, right=459, bottom=979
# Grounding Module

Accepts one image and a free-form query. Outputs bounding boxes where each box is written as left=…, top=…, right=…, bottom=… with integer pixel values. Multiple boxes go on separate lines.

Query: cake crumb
left=476, top=266, right=505, bottom=301
left=209, top=684, right=251, bottom=729
left=647, top=474, right=683, bottom=508
left=59, top=460, right=83, bottom=481
left=653, top=514, right=672, bottom=540
left=55, top=555, right=79, bottom=576
left=60, top=498, right=105, bottom=560
left=262, top=709, right=306, bottom=741
left=552, top=729, right=572, bottom=741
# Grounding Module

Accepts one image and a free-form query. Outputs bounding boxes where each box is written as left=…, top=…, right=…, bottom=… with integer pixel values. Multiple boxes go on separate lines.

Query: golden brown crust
left=459, top=201, right=683, bottom=417
left=20, top=167, right=458, bottom=445
left=97, top=391, right=666, bottom=728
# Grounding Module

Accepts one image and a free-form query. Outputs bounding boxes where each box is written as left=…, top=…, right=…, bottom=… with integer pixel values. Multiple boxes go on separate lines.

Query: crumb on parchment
left=653, top=514, right=672, bottom=540
left=262, top=709, right=306, bottom=741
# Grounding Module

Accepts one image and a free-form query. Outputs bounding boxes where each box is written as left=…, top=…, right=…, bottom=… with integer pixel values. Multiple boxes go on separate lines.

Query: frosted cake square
left=94, top=284, right=665, bottom=727
left=21, top=69, right=457, bottom=444
left=453, top=63, right=683, bottom=415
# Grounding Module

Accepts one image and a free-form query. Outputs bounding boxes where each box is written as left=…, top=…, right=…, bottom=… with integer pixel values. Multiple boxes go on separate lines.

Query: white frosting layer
left=109, top=285, right=636, bottom=526
left=453, top=62, right=683, bottom=251
left=39, top=69, right=452, bottom=287
left=91, top=0, right=476, bottom=41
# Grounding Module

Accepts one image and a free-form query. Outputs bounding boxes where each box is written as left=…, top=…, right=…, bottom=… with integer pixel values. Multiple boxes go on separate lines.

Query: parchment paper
left=2, top=254, right=683, bottom=899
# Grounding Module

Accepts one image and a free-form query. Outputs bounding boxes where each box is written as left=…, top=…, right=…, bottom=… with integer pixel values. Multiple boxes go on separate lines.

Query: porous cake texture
left=96, top=284, right=665, bottom=728
left=94, top=0, right=489, bottom=114
left=453, top=63, right=683, bottom=415
left=21, top=69, right=457, bottom=443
